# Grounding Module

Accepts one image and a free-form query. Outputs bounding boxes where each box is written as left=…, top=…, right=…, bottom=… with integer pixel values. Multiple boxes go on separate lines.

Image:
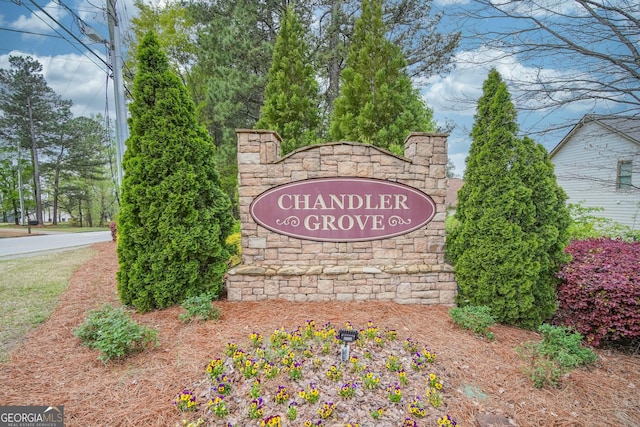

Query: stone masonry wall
left=226, top=130, right=456, bottom=304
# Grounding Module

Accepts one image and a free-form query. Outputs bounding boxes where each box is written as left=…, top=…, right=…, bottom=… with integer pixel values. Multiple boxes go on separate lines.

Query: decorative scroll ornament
left=276, top=216, right=301, bottom=227
left=388, top=216, right=411, bottom=227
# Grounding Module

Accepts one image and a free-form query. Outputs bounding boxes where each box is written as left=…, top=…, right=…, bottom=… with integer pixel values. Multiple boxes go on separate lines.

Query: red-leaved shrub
left=109, top=221, right=117, bottom=242
left=555, top=238, right=640, bottom=347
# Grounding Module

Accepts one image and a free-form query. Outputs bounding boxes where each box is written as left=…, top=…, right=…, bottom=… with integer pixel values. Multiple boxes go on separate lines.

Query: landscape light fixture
left=337, top=329, right=359, bottom=362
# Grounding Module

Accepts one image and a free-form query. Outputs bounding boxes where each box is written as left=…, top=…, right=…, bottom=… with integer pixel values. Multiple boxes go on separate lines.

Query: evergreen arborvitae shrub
left=117, top=32, right=234, bottom=312
left=255, top=6, right=321, bottom=154
left=329, top=0, right=435, bottom=154
left=555, top=238, right=640, bottom=347
left=446, top=69, right=570, bottom=328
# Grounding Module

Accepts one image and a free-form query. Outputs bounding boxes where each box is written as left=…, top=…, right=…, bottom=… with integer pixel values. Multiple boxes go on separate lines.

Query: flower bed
left=174, top=320, right=456, bottom=426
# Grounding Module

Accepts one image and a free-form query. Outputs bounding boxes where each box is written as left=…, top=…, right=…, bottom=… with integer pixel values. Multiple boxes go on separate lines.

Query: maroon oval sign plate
left=250, top=177, right=436, bottom=242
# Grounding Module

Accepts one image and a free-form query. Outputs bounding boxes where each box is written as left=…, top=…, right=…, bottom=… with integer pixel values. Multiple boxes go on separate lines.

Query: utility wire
left=0, top=26, right=66, bottom=39
left=15, top=0, right=103, bottom=74
left=54, top=0, right=106, bottom=43
left=61, top=0, right=134, bottom=99
left=12, top=0, right=132, bottom=104
left=25, top=0, right=111, bottom=72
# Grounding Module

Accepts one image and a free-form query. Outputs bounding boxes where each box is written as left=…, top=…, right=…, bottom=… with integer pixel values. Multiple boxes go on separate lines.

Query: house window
left=617, top=160, right=632, bottom=190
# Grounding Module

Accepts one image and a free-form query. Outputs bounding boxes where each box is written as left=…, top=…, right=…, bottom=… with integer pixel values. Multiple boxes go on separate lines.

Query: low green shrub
left=449, top=305, right=496, bottom=340
left=517, top=324, right=597, bottom=388
left=179, top=294, right=221, bottom=323
left=74, top=304, right=158, bottom=363
left=567, top=203, right=640, bottom=241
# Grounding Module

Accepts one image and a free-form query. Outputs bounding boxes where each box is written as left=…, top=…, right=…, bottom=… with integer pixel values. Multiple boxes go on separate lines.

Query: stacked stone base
left=226, top=264, right=456, bottom=304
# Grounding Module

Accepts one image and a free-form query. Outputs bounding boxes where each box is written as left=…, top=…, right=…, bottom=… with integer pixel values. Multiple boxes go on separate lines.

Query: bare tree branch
left=450, top=0, right=640, bottom=116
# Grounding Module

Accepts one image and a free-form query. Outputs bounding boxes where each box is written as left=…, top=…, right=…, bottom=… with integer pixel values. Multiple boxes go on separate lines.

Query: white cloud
left=424, top=48, right=504, bottom=117
left=448, top=151, right=467, bottom=178
left=11, top=1, right=68, bottom=34
left=424, top=45, right=601, bottom=119
left=44, top=52, right=112, bottom=117
left=490, top=0, right=587, bottom=18
left=435, top=0, right=585, bottom=19
left=434, top=0, right=470, bottom=5
left=0, top=51, right=112, bottom=119
left=75, top=0, right=108, bottom=25
left=422, top=44, right=601, bottom=176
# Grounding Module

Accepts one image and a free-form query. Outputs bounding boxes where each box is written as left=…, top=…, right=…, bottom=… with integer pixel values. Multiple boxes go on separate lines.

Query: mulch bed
left=0, top=241, right=638, bottom=426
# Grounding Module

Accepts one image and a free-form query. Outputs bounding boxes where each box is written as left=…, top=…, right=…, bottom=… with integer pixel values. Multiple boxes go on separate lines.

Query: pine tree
left=48, top=114, right=109, bottom=226
left=0, top=56, right=61, bottom=224
left=446, top=69, right=570, bottom=328
left=117, top=32, right=234, bottom=312
left=255, top=6, right=321, bottom=154
left=329, top=0, right=435, bottom=154
left=188, top=0, right=274, bottom=216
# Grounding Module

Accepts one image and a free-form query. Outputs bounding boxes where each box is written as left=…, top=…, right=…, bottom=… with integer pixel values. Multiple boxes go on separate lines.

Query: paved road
left=0, top=231, right=112, bottom=259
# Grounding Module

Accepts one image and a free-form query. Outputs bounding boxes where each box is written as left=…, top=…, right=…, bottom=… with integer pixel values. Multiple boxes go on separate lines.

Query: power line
left=47, top=0, right=132, bottom=100
left=8, top=0, right=132, bottom=97
left=54, top=0, right=107, bottom=44
left=24, top=0, right=111, bottom=72
left=12, top=1, right=107, bottom=74
left=0, top=26, right=66, bottom=39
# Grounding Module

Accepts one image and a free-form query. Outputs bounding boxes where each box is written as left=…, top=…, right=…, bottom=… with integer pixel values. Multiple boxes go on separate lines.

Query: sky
left=0, top=0, right=131, bottom=117
left=0, top=0, right=630, bottom=178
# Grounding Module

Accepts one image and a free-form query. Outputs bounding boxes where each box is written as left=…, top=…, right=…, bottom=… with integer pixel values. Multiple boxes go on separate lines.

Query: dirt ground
left=0, top=228, right=45, bottom=238
left=0, top=241, right=638, bottom=427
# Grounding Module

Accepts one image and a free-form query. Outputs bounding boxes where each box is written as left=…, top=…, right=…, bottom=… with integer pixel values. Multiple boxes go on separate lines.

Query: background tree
left=452, top=0, right=639, bottom=118
left=125, top=0, right=198, bottom=86
left=42, top=98, right=73, bottom=225
left=58, top=182, right=90, bottom=226
left=329, top=0, right=436, bottom=153
left=446, top=69, right=571, bottom=328
left=187, top=0, right=277, bottom=216
left=117, top=32, right=234, bottom=312
left=446, top=158, right=457, bottom=178
left=0, top=56, right=61, bottom=224
left=43, top=105, right=110, bottom=225
left=123, top=0, right=458, bottom=215
left=0, top=147, right=28, bottom=224
left=255, top=6, right=321, bottom=154
left=185, top=0, right=458, bottom=126
left=189, top=0, right=276, bottom=138
left=131, top=0, right=459, bottom=215
left=313, top=0, right=459, bottom=115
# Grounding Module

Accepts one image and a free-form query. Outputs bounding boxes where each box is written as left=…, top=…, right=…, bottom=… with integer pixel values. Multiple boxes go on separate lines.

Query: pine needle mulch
left=0, top=241, right=638, bottom=427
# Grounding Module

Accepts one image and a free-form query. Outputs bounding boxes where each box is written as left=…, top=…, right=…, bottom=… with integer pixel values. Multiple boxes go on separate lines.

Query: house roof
left=446, top=178, right=463, bottom=208
left=549, top=114, right=640, bottom=157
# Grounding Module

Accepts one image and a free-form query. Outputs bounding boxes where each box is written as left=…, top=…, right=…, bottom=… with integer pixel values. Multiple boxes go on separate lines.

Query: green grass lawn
left=0, top=248, right=97, bottom=361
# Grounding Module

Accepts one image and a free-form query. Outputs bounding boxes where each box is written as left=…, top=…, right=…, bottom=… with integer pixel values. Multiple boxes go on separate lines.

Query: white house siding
left=551, top=121, right=640, bottom=228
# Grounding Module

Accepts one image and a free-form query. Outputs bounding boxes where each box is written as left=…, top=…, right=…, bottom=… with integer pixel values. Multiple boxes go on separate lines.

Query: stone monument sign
left=226, top=130, right=456, bottom=304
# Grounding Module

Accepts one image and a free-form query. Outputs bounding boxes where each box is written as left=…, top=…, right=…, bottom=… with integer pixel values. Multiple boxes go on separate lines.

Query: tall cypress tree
left=255, top=6, right=321, bottom=154
left=446, top=69, right=570, bottom=328
left=329, top=0, right=435, bottom=154
left=117, top=32, right=234, bottom=312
